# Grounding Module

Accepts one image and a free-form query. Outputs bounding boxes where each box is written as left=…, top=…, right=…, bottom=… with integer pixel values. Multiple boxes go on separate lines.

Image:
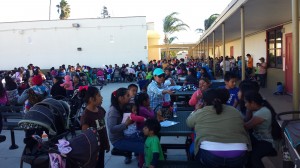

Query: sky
left=0, top=0, right=232, bottom=43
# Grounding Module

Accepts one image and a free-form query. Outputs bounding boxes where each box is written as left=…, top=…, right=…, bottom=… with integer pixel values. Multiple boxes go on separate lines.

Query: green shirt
left=186, top=105, right=251, bottom=155
left=252, top=106, right=273, bottom=143
left=144, top=136, right=164, bottom=167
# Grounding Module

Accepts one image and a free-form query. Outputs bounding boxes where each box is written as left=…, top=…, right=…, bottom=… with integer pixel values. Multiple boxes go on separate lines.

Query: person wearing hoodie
left=60, top=75, right=74, bottom=97
left=18, top=74, right=50, bottom=112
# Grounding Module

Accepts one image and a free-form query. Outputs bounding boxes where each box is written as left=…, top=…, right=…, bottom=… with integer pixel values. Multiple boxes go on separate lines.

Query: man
left=147, top=68, right=173, bottom=110
left=246, top=53, right=253, bottom=78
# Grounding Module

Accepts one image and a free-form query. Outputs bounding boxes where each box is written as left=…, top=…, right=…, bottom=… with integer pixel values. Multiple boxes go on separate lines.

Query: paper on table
left=160, top=120, right=179, bottom=127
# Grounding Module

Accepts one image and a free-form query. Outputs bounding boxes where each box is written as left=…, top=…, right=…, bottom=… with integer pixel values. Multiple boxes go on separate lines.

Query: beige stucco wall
left=147, top=30, right=160, bottom=62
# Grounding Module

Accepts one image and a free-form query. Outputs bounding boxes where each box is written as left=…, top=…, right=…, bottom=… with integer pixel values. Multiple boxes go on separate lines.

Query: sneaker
left=124, top=156, right=132, bottom=164
left=0, top=135, right=6, bottom=143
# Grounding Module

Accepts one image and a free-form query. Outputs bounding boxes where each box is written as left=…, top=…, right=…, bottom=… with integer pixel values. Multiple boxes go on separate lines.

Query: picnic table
left=0, top=105, right=24, bottom=150
left=160, top=111, right=193, bottom=160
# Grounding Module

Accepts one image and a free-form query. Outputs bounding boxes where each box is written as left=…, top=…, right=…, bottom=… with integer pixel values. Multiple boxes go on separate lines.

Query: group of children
left=79, top=83, right=164, bottom=168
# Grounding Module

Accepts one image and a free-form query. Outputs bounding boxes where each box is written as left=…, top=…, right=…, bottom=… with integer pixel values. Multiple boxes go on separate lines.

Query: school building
left=190, top=0, right=300, bottom=110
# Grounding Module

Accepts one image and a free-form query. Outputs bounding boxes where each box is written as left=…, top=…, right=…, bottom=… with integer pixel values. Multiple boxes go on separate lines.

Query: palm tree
left=163, top=12, right=189, bottom=59
left=56, top=0, right=71, bottom=20
left=204, top=14, right=219, bottom=30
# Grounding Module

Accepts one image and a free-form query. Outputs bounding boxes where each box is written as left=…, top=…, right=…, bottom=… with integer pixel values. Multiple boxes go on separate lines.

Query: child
left=60, top=75, right=74, bottom=97
left=143, top=119, right=164, bottom=168
left=122, top=103, right=146, bottom=138
left=274, top=82, right=284, bottom=95
left=135, top=92, right=155, bottom=130
left=128, top=84, right=138, bottom=103
left=221, top=72, right=239, bottom=107
left=80, top=86, right=110, bottom=168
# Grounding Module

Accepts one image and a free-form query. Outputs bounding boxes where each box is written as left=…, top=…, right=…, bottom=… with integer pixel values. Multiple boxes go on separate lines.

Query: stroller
left=277, top=111, right=300, bottom=167
left=18, top=98, right=100, bottom=168
left=68, top=88, right=87, bottom=133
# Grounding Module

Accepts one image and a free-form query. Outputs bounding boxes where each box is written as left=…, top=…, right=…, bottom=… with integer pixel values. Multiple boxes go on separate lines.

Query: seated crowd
left=0, top=57, right=276, bottom=168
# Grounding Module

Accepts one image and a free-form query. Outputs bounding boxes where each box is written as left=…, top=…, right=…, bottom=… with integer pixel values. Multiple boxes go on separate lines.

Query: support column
left=207, top=37, right=209, bottom=59
left=241, top=7, right=246, bottom=80
left=198, top=44, right=200, bottom=58
left=222, top=23, right=226, bottom=76
left=292, top=0, right=299, bottom=116
left=213, top=31, right=216, bottom=76
left=203, top=41, right=205, bottom=58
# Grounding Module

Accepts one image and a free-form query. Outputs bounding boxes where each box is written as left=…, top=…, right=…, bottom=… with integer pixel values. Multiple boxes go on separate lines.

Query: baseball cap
left=153, top=68, right=164, bottom=76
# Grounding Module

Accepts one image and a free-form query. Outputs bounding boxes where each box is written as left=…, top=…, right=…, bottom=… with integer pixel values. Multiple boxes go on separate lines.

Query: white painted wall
left=0, top=17, right=148, bottom=70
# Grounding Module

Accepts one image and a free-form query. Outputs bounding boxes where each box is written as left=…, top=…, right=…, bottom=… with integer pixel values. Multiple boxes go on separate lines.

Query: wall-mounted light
left=72, top=23, right=80, bottom=28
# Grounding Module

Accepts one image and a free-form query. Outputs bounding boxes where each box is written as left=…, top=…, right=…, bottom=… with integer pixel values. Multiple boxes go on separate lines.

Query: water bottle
left=42, top=131, right=48, bottom=142
left=173, top=102, right=178, bottom=118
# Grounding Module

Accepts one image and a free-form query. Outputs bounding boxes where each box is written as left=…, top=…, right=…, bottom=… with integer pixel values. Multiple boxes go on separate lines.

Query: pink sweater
left=130, top=113, right=146, bottom=123
left=189, top=89, right=203, bottom=107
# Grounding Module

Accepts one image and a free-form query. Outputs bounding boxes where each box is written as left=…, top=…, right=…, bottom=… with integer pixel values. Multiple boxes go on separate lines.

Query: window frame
left=266, top=26, right=283, bottom=69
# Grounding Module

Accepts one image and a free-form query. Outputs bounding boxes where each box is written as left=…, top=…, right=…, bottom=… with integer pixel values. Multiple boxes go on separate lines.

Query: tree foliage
left=163, top=12, right=189, bottom=45
left=204, top=14, right=219, bottom=30
left=56, top=0, right=71, bottom=20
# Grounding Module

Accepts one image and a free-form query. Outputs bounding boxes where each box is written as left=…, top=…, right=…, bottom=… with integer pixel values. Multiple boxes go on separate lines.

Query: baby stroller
left=277, top=111, right=300, bottom=167
left=68, top=88, right=86, bottom=133
left=18, top=98, right=100, bottom=168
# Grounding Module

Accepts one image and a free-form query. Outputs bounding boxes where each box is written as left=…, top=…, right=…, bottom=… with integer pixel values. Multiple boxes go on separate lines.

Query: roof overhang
left=197, top=0, right=298, bottom=47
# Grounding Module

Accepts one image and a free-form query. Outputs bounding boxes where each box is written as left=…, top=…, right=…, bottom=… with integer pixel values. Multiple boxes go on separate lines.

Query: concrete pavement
left=0, top=82, right=294, bottom=168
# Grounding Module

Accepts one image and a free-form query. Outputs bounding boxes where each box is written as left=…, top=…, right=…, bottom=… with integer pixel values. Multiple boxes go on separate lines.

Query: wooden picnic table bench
left=0, top=105, right=24, bottom=150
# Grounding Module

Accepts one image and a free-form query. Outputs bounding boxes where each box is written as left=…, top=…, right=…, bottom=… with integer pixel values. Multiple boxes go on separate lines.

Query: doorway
left=285, top=33, right=293, bottom=94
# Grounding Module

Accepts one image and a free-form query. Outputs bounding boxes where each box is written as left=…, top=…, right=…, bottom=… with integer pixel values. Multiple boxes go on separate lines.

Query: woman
left=147, top=68, right=173, bottom=110
left=73, top=74, right=83, bottom=90
left=184, top=68, right=198, bottom=86
left=50, top=76, right=66, bottom=99
left=0, top=81, right=8, bottom=106
left=258, top=57, right=267, bottom=88
left=189, top=78, right=211, bottom=109
left=4, top=76, right=19, bottom=105
left=238, top=80, right=260, bottom=116
left=186, top=88, right=251, bottom=168
left=107, top=88, right=144, bottom=165
left=244, top=91, right=278, bottom=168
left=18, top=75, right=50, bottom=112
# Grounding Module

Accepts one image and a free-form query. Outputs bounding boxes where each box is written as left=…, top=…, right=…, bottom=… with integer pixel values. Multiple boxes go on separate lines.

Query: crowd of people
left=0, top=55, right=276, bottom=168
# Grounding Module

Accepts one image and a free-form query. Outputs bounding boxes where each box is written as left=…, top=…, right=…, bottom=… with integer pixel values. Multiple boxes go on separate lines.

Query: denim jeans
left=113, top=136, right=144, bottom=154
left=197, top=149, right=248, bottom=168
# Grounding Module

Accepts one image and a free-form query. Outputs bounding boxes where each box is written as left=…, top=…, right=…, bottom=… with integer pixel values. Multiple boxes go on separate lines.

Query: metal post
left=292, top=0, right=299, bottom=116
left=241, top=7, right=245, bottom=80
left=49, top=0, right=52, bottom=20
left=222, top=23, right=226, bottom=76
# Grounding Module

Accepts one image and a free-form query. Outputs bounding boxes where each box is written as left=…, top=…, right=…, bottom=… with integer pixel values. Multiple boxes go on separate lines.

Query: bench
left=111, top=148, right=131, bottom=157
left=157, top=160, right=202, bottom=168
left=0, top=106, right=24, bottom=150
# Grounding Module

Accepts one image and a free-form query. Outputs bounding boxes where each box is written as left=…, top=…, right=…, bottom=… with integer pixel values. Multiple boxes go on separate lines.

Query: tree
left=163, top=12, right=189, bottom=59
left=56, top=0, right=71, bottom=20
left=101, top=6, right=110, bottom=18
left=195, top=28, right=204, bottom=34
left=204, top=14, right=219, bottom=30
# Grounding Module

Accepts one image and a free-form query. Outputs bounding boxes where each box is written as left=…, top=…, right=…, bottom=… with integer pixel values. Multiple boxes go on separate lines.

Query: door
left=230, top=46, right=234, bottom=57
left=285, top=33, right=293, bottom=94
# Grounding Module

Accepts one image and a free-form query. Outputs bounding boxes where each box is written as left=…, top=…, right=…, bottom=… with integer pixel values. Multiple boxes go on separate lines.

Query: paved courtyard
left=0, top=82, right=293, bottom=168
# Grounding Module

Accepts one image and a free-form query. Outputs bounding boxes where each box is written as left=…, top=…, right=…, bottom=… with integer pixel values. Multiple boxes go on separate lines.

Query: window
left=267, top=27, right=283, bottom=68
